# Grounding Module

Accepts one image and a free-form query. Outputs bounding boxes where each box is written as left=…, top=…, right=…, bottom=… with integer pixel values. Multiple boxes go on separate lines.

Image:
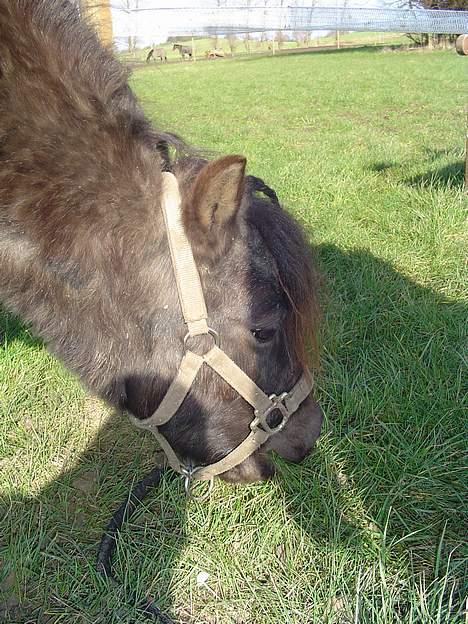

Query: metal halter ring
left=183, top=328, right=218, bottom=355
left=182, top=465, right=214, bottom=502
left=250, top=392, right=290, bottom=435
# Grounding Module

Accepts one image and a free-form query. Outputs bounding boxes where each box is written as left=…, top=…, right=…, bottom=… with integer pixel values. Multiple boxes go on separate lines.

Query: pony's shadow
left=1, top=243, right=465, bottom=622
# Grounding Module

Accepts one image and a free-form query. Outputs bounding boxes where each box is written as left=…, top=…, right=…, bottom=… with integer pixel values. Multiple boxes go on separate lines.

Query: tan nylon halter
left=130, top=172, right=314, bottom=484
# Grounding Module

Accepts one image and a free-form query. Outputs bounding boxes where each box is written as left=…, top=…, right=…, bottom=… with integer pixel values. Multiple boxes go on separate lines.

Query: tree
left=227, top=34, right=239, bottom=55
left=387, top=0, right=468, bottom=46
left=116, top=0, right=139, bottom=52
left=274, top=30, right=286, bottom=49
left=294, top=31, right=310, bottom=47
left=414, top=0, right=467, bottom=7
left=243, top=32, right=251, bottom=53
left=211, top=0, right=229, bottom=51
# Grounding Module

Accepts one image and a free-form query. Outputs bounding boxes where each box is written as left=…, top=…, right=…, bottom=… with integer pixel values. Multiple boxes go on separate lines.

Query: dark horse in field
left=172, top=43, right=192, bottom=59
left=0, top=0, right=322, bottom=484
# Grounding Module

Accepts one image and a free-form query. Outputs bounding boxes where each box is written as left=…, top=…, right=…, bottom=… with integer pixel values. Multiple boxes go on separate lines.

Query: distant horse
left=173, top=43, right=192, bottom=60
left=206, top=48, right=225, bottom=59
left=146, top=47, right=167, bottom=63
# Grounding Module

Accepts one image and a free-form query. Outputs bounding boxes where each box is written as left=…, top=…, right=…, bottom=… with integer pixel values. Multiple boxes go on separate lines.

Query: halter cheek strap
left=130, top=172, right=314, bottom=483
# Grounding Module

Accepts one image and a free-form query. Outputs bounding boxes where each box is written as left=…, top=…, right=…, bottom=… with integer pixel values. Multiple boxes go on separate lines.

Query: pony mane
left=246, top=177, right=320, bottom=369
left=0, top=0, right=188, bottom=168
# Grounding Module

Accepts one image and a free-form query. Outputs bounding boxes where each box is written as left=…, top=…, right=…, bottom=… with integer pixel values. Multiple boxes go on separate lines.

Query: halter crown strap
left=130, top=171, right=314, bottom=483
left=161, top=172, right=209, bottom=337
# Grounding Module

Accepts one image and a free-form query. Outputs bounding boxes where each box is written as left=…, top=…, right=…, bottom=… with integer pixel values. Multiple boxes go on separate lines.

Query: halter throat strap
left=130, top=172, right=313, bottom=482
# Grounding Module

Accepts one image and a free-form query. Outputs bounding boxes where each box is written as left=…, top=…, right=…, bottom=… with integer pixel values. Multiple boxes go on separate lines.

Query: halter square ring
left=250, top=392, right=290, bottom=435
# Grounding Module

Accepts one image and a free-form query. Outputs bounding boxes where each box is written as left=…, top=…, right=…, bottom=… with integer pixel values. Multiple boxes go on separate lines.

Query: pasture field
left=117, top=31, right=407, bottom=63
left=1, top=47, right=466, bottom=623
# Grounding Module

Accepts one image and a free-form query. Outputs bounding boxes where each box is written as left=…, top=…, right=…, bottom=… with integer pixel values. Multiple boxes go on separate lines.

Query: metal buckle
left=183, top=328, right=218, bottom=355
left=181, top=464, right=214, bottom=502
left=250, top=392, right=290, bottom=435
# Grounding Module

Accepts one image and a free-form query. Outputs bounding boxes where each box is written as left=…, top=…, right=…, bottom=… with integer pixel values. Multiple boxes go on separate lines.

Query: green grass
left=1, top=47, right=467, bottom=623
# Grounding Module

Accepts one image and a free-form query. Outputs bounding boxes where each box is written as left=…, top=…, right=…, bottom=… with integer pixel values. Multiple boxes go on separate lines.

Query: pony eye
left=251, top=328, right=276, bottom=343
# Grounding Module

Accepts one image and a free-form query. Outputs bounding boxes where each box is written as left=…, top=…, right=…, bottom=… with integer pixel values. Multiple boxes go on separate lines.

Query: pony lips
left=130, top=172, right=314, bottom=493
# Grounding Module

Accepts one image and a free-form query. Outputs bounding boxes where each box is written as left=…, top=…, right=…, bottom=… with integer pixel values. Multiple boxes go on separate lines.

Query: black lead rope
left=96, top=467, right=177, bottom=624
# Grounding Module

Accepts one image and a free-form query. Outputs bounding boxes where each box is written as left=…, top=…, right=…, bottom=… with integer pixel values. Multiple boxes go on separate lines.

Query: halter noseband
left=130, top=172, right=314, bottom=487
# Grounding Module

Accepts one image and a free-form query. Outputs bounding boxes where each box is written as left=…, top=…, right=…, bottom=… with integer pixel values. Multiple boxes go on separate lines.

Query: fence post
left=455, top=36, right=468, bottom=190
left=79, top=0, right=113, bottom=47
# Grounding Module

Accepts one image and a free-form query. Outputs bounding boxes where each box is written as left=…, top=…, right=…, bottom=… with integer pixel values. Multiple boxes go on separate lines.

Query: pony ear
left=183, top=155, right=246, bottom=258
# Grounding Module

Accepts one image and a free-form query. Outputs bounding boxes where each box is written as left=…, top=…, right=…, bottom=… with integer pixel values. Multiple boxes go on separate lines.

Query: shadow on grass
left=0, top=244, right=466, bottom=622
left=0, top=309, right=42, bottom=350
left=224, top=43, right=399, bottom=66
left=405, top=161, right=465, bottom=190
left=369, top=161, right=395, bottom=173
left=0, top=406, right=188, bottom=623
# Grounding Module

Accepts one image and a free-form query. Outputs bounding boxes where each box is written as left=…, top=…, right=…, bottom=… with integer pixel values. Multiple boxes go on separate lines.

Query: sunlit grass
left=1, top=47, right=466, bottom=623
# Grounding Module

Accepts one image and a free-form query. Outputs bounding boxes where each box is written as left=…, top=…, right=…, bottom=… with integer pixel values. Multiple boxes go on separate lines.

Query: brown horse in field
left=0, top=0, right=322, bottom=484
left=146, top=47, right=167, bottom=63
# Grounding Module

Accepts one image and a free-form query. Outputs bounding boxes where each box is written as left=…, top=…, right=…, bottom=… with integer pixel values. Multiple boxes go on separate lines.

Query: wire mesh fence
left=111, top=5, right=468, bottom=43
left=287, top=7, right=468, bottom=35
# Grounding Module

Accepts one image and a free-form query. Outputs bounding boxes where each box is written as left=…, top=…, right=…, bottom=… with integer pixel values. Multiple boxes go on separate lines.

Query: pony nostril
left=293, top=446, right=311, bottom=463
